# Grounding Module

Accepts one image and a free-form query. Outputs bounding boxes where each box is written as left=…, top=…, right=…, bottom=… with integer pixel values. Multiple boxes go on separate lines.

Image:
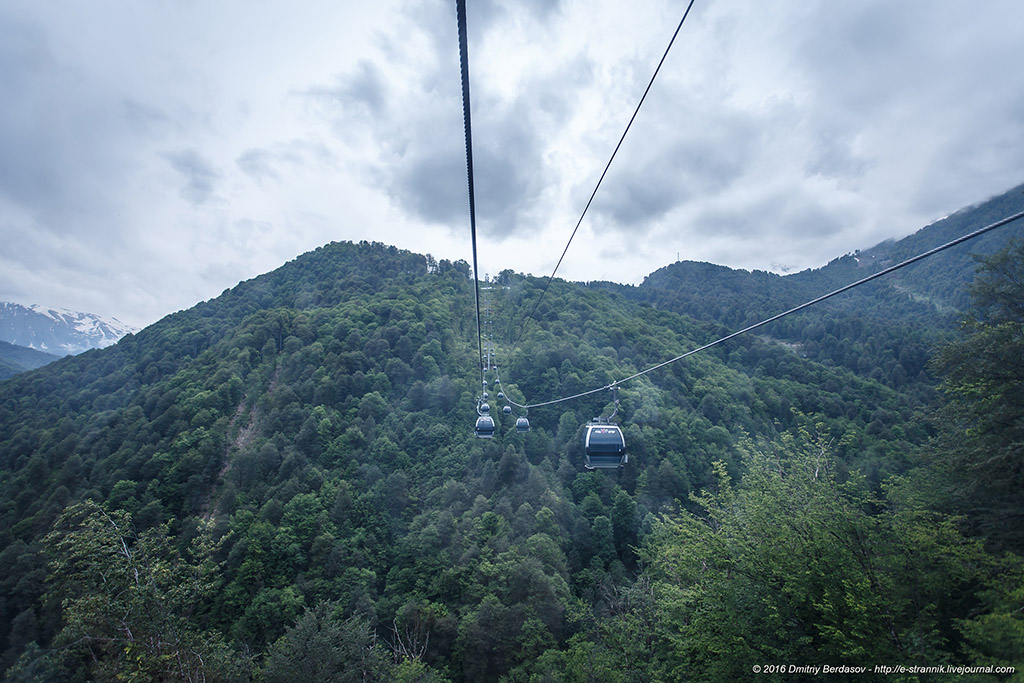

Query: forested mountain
left=637, top=183, right=1024, bottom=326
left=0, top=341, right=58, bottom=380
left=609, top=184, right=1024, bottom=396
left=1, top=204, right=1022, bottom=680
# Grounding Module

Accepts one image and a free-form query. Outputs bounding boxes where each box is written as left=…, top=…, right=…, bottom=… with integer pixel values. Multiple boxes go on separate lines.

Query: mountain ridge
left=637, top=182, right=1024, bottom=325
left=0, top=301, right=138, bottom=356
left=1, top=190, right=1022, bottom=679
left=0, top=340, right=60, bottom=380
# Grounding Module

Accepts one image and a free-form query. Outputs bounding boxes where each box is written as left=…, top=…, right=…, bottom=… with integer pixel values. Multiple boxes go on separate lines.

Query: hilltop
left=637, top=182, right=1024, bottom=327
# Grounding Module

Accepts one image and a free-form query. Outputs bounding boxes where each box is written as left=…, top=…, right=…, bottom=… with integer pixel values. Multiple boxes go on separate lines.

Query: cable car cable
left=503, top=208, right=1024, bottom=411
left=456, top=0, right=486, bottom=394
left=509, top=0, right=699, bottom=353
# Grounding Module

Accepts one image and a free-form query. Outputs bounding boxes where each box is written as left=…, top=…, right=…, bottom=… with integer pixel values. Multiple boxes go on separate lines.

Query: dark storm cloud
left=804, top=125, right=869, bottom=181
left=164, top=149, right=222, bottom=206
left=594, top=135, right=749, bottom=227
left=590, top=101, right=757, bottom=230
left=698, top=189, right=848, bottom=247
left=474, top=112, right=544, bottom=234
left=307, top=0, right=584, bottom=240
left=380, top=97, right=548, bottom=233
left=381, top=86, right=559, bottom=235
left=390, top=152, right=464, bottom=225
left=342, top=61, right=387, bottom=116
left=306, top=60, right=387, bottom=121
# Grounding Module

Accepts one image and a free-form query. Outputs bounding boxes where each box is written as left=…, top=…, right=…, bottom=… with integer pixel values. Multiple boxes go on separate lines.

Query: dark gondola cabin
left=475, top=415, right=495, bottom=439
left=515, top=416, right=530, bottom=433
left=584, top=424, right=626, bottom=469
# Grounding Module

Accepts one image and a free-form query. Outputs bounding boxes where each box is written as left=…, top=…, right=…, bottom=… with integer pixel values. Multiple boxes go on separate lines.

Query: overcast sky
left=1, top=0, right=1022, bottom=329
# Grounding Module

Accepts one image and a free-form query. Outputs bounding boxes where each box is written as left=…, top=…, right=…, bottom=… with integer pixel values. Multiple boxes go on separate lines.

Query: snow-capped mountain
left=0, top=302, right=138, bottom=356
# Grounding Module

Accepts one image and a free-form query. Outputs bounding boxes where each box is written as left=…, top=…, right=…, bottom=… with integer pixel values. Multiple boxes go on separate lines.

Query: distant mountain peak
left=0, top=301, right=138, bottom=356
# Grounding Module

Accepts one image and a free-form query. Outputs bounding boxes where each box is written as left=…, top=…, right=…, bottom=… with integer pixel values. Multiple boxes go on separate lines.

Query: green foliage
left=640, top=432, right=1017, bottom=680
left=43, top=500, right=248, bottom=681
left=957, top=554, right=1024, bottom=673
left=0, top=340, right=59, bottom=380
left=931, top=239, right=1024, bottom=551
left=1, top=221, right=1023, bottom=681
left=260, top=602, right=394, bottom=682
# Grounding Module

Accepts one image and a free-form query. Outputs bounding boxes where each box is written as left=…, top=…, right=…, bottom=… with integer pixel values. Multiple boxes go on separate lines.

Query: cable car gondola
left=584, top=423, right=626, bottom=469
left=515, top=416, right=530, bottom=433
left=584, top=386, right=626, bottom=468
left=475, top=401, right=495, bottom=439
left=475, top=415, right=495, bottom=438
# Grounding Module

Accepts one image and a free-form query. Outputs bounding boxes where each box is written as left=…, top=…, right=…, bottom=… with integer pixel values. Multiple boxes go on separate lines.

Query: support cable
left=456, top=0, right=486, bottom=393
left=510, top=0, right=698, bottom=352
left=504, top=209, right=1024, bottom=410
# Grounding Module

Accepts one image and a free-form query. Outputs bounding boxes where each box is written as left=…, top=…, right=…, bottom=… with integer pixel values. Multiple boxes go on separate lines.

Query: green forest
left=0, top=342, right=58, bottom=381
left=1, top=189, right=1023, bottom=681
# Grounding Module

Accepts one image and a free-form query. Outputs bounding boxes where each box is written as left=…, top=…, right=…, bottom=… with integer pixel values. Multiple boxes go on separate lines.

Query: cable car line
left=509, top=0, right=699, bottom=353
left=453, top=0, right=1021, bottom=447
left=456, top=0, right=487, bottom=399
left=482, top=287, right=532, bottom=432
left=454, top=1, right=1020, bottom=467
left=488, top=340, right=532, bottom=433
left=503, top=208, right=1024, bottom=411
left=455, top=0, right=698, bottom=446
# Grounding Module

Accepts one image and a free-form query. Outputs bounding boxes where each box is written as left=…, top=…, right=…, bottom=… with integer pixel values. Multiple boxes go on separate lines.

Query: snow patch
left=1, top=302, right=139, bottom=355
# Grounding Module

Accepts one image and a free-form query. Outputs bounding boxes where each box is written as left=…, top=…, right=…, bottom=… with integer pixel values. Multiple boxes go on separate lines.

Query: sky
left=1, top=0, right=1023, bottom=329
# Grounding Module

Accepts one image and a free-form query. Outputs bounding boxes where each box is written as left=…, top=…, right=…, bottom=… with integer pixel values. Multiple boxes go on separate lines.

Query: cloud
left=304, top=1, right=590, bottom=241
left=377, top=93, right=557, bottom=237
left=122, top=99, right=173, bottom=136
left=0, top=11, right=112, bottom=223
left=339, top=60, right=387, bottom=117
left=163, top=149, right=222, bottom=206
left=236, top=140, right=336, bottom=184
left=305, top=60, right=387, bottom=127
left=3, top=0, right=1024, bottom=328
left=236, top=149, right=282, bottom=183
left=591, top=113, right=755, bottom=229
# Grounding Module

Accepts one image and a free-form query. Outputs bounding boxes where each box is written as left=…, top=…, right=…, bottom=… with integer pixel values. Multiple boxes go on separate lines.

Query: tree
left=44, top=501, right=246, bottom=681
left=932, top=239, right=1024, bottom=551
left=610, top=489, right=638, bottom=562
left=641, top=431, right=1014, bottom=680
left=261, top=602, right=395, bottom=683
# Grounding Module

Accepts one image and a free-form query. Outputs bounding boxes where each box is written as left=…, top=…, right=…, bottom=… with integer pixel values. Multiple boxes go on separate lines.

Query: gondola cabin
left=584, top=424, right=627, bottom=469
left=475, top=415, right=495, bottom=438
left=515, top=416, right=530, bottom=433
